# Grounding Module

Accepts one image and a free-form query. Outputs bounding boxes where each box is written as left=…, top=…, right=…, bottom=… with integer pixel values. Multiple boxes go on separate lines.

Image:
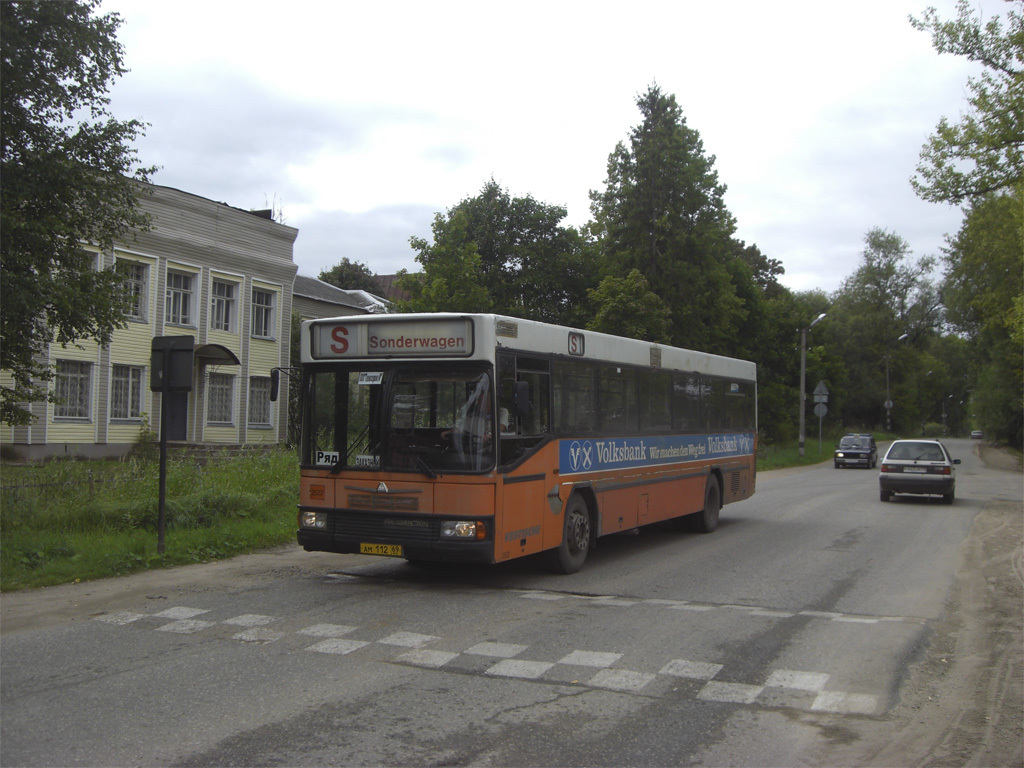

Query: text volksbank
left=559, top=433, right=755, bottom=475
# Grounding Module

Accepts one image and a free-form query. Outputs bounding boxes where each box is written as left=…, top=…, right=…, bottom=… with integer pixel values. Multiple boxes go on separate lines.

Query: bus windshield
left=306, top=367, right=496, bottom=474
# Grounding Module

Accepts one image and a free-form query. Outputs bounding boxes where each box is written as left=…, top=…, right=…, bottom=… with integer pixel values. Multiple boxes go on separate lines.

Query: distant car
left=879, top=439, right=960, bottom=504
left=970, top=430, right=983, bottom=439
left=834, top=433, right=878, bottom=469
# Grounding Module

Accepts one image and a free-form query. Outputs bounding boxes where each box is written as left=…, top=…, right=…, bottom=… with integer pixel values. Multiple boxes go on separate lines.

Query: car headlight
left=441, top=520, right=487, bottom=540
left=836, top=452, right=844, bottom=458
left=300, top=510, right=327, bottom=529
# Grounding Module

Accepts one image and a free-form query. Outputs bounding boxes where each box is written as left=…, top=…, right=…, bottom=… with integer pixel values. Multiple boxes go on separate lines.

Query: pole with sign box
left=150, top=336, right=194, bottom=554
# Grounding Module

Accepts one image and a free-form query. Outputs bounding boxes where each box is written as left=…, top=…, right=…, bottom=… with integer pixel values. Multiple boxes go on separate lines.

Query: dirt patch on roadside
left=851, top=445, right=1023, bottom=767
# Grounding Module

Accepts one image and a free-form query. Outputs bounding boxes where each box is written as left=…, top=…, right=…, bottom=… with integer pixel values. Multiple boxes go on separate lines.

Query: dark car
left=879, top=439, right=960, bottom=504
left=834, top=433, right=877, bottom=469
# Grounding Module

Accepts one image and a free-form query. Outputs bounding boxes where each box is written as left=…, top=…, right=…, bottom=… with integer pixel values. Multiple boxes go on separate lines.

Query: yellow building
left=2, top=182, right=306, bottom=460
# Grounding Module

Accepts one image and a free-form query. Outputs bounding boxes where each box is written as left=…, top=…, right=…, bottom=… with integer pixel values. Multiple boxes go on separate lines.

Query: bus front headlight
left=441, top=520, right=487, bottom=540
left=300, top=510, right=327, bottom=529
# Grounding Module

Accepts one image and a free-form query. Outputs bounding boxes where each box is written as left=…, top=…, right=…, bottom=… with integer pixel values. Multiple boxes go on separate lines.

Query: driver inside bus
left=442, top=377, right=494, bottom=467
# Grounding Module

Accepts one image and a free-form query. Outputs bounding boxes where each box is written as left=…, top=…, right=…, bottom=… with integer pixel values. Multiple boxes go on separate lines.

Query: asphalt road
left=1, top=438, right=1020, bottom=767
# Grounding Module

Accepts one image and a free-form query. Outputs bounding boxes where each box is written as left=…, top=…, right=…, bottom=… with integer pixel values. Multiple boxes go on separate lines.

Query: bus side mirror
left=270, top=369, right=280, bottom=402
left=513, top=380, right=531, bottom=418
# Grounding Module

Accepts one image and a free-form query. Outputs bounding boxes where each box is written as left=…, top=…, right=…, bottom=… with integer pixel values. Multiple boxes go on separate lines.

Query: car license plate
left=904, top=467, right=927, bottom=473
left=360, top=542, right=403, bottom=557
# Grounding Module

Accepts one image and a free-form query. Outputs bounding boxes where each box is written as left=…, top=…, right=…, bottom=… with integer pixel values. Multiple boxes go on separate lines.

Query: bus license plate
left=361, top=542, right=403, bottom=557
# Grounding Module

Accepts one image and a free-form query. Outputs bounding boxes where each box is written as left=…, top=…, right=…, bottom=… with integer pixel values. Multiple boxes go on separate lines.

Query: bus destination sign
left=311, top=318, right=474, bottom=359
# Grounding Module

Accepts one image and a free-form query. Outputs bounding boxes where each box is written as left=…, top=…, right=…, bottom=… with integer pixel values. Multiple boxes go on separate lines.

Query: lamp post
left=799, top=313, right=826, bottom=457
left=884, top=332, right=909, bottom=433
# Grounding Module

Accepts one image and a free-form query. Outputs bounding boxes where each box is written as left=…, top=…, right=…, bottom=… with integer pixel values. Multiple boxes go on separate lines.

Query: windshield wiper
left=416, top=457, right=438, bottom=479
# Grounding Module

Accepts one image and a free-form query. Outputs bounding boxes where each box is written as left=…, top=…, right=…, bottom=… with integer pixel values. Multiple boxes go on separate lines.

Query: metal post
left=157, top=347, right=169, bottom=555
left=885, top=355, right=891, bottom=433
left=799, top=327, right=808, bottom=457
left=799, top=313, right=826, bottom=458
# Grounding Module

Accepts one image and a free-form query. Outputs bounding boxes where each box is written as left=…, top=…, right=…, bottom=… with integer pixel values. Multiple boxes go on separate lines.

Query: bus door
left=496, top=354, right=552, bottom=560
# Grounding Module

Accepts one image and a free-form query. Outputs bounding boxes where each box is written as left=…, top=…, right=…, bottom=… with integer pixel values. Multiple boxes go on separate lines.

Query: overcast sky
left=97, top=0, right=990, bottom=294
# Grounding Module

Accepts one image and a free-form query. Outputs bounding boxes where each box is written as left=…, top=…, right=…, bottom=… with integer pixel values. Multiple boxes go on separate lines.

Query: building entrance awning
left=194, top=344, right=241, bottom=366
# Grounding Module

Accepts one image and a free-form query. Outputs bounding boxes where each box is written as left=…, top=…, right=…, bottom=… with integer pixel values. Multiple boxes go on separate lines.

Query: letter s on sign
left=330, top=326, right=349, bottom=354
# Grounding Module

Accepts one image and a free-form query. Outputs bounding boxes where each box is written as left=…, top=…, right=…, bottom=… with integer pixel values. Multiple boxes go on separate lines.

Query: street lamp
left=884, top=333, right=909, bottom=433
left=799, top=313, right=826, bottom=457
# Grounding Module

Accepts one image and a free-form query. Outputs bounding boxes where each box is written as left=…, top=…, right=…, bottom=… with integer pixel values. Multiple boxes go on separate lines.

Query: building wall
left=1, top=182, right=299, bottom=461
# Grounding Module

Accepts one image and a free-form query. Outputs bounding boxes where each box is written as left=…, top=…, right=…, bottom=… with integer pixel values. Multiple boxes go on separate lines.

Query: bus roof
left=302, top=313, right=756, bottom=381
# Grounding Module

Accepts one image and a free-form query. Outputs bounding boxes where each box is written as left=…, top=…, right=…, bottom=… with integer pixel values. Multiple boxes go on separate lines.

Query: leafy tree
left=589, top=84, right=746, bottom=352
left=586, top=269, right=672, bottom=342
left=396, top=210, right=491, bottom=313
left=824, top=228, right=942, bottom=431
left=941, top=188, right=1023, bottom=446
left=1, top=0, right=153, bottom=425
left=397, top=180, right=596, bottom=324
left=910, top=0, right=1023, bottom=202
left=318, top=257, right=381, bottom=294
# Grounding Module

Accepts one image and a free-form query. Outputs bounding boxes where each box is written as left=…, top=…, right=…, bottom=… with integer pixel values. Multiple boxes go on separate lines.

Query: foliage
left=586, top=269, right=672, bottom=342
left=0, top=0, right=155, bottom=425
left=941, top=188, right=1024, bottom=446
left=589, top=84, right=748, bottom=353
left=396, top=209, right=492, bottom=313
left=397, top=179, right=596, bottom=325
left=823, top=228, right=943, bottom=432
left=318, top=257, right=381, bottom=294
left=0, top=448, right=298, bottom=590
left=910, top=0, right=1023, bottom=202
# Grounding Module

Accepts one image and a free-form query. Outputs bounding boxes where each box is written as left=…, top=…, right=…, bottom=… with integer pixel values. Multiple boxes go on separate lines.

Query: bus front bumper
left=296, top=508, right=495, bottom=564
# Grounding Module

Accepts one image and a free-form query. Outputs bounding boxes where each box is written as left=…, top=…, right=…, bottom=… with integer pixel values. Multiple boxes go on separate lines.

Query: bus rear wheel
left=547, top=496, right=591, bottom=574
left=690, top=477, right=721, bottom=533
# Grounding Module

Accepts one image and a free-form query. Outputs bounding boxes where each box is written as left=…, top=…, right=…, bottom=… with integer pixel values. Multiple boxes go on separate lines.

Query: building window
left=54, top=360, right=91, bottom=419
left=249, top=377, right=272, bottom=426
left=208, top=373, right=234, bottom=424
left=120, top=261, right=148, bottom=320
left=111, top=365, right=145, bottom=420
left=211, top=280, right=236, bottom=332
left=251, top=289, right=275, bottom=338
left=166, top=271, right=194, bottom=325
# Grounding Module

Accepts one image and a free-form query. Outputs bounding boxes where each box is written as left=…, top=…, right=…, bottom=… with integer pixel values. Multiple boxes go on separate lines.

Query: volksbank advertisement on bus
left=559, top=433, right=755, bottom=475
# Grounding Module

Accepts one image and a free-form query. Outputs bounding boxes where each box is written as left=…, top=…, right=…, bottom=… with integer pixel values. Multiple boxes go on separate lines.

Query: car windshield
left=840, top=438, right=868, bottom=449
left=887, top=442, right=946, bottom=462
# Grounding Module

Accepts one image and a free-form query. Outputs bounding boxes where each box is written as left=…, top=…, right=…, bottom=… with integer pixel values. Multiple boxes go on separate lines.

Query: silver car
left=879, top=439, right=960, bottom=504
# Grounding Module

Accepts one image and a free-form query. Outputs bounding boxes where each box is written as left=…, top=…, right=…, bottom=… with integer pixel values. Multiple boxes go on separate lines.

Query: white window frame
left=166, top=271, right=195, bottom=326
left=207, top=372, right=235, bottom=425
left=111, top=364, right=145, bottom=420
left=54, top=360, right=92, bottom=420
left=248, top=376, right=272, bottom=427
left=121, top=261, right=149, bottom=321
left=251, top=289, right=276, bottom=339
left=210, top=279, right=237, bottom=333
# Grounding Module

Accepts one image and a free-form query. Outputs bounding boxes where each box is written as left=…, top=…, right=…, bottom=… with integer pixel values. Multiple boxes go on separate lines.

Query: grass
left=1, top=432, right=897, bottom=591
left=1, top=448, right=298, bottom=591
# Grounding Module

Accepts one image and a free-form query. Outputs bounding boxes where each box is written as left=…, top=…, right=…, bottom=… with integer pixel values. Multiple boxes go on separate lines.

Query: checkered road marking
left=94, top=605, right=880, bottom=715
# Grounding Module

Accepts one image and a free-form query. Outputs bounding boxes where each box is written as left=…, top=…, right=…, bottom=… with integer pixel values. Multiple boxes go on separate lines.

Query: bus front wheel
left=547, top=496, right=591, bottom=574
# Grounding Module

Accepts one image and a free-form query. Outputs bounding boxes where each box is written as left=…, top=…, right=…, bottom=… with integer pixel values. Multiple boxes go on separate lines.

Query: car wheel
left=880, top=490, right=892, bottom=502
left=943, top=490, right=954, bottom=505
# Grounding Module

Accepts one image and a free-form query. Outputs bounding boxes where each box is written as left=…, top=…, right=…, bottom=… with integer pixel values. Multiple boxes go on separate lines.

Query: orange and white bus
left=291, top=313, right=756, bottom=573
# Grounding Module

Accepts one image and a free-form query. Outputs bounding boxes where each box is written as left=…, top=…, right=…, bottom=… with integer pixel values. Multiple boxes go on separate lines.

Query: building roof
left=293, top=274, right=389, bottom=313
